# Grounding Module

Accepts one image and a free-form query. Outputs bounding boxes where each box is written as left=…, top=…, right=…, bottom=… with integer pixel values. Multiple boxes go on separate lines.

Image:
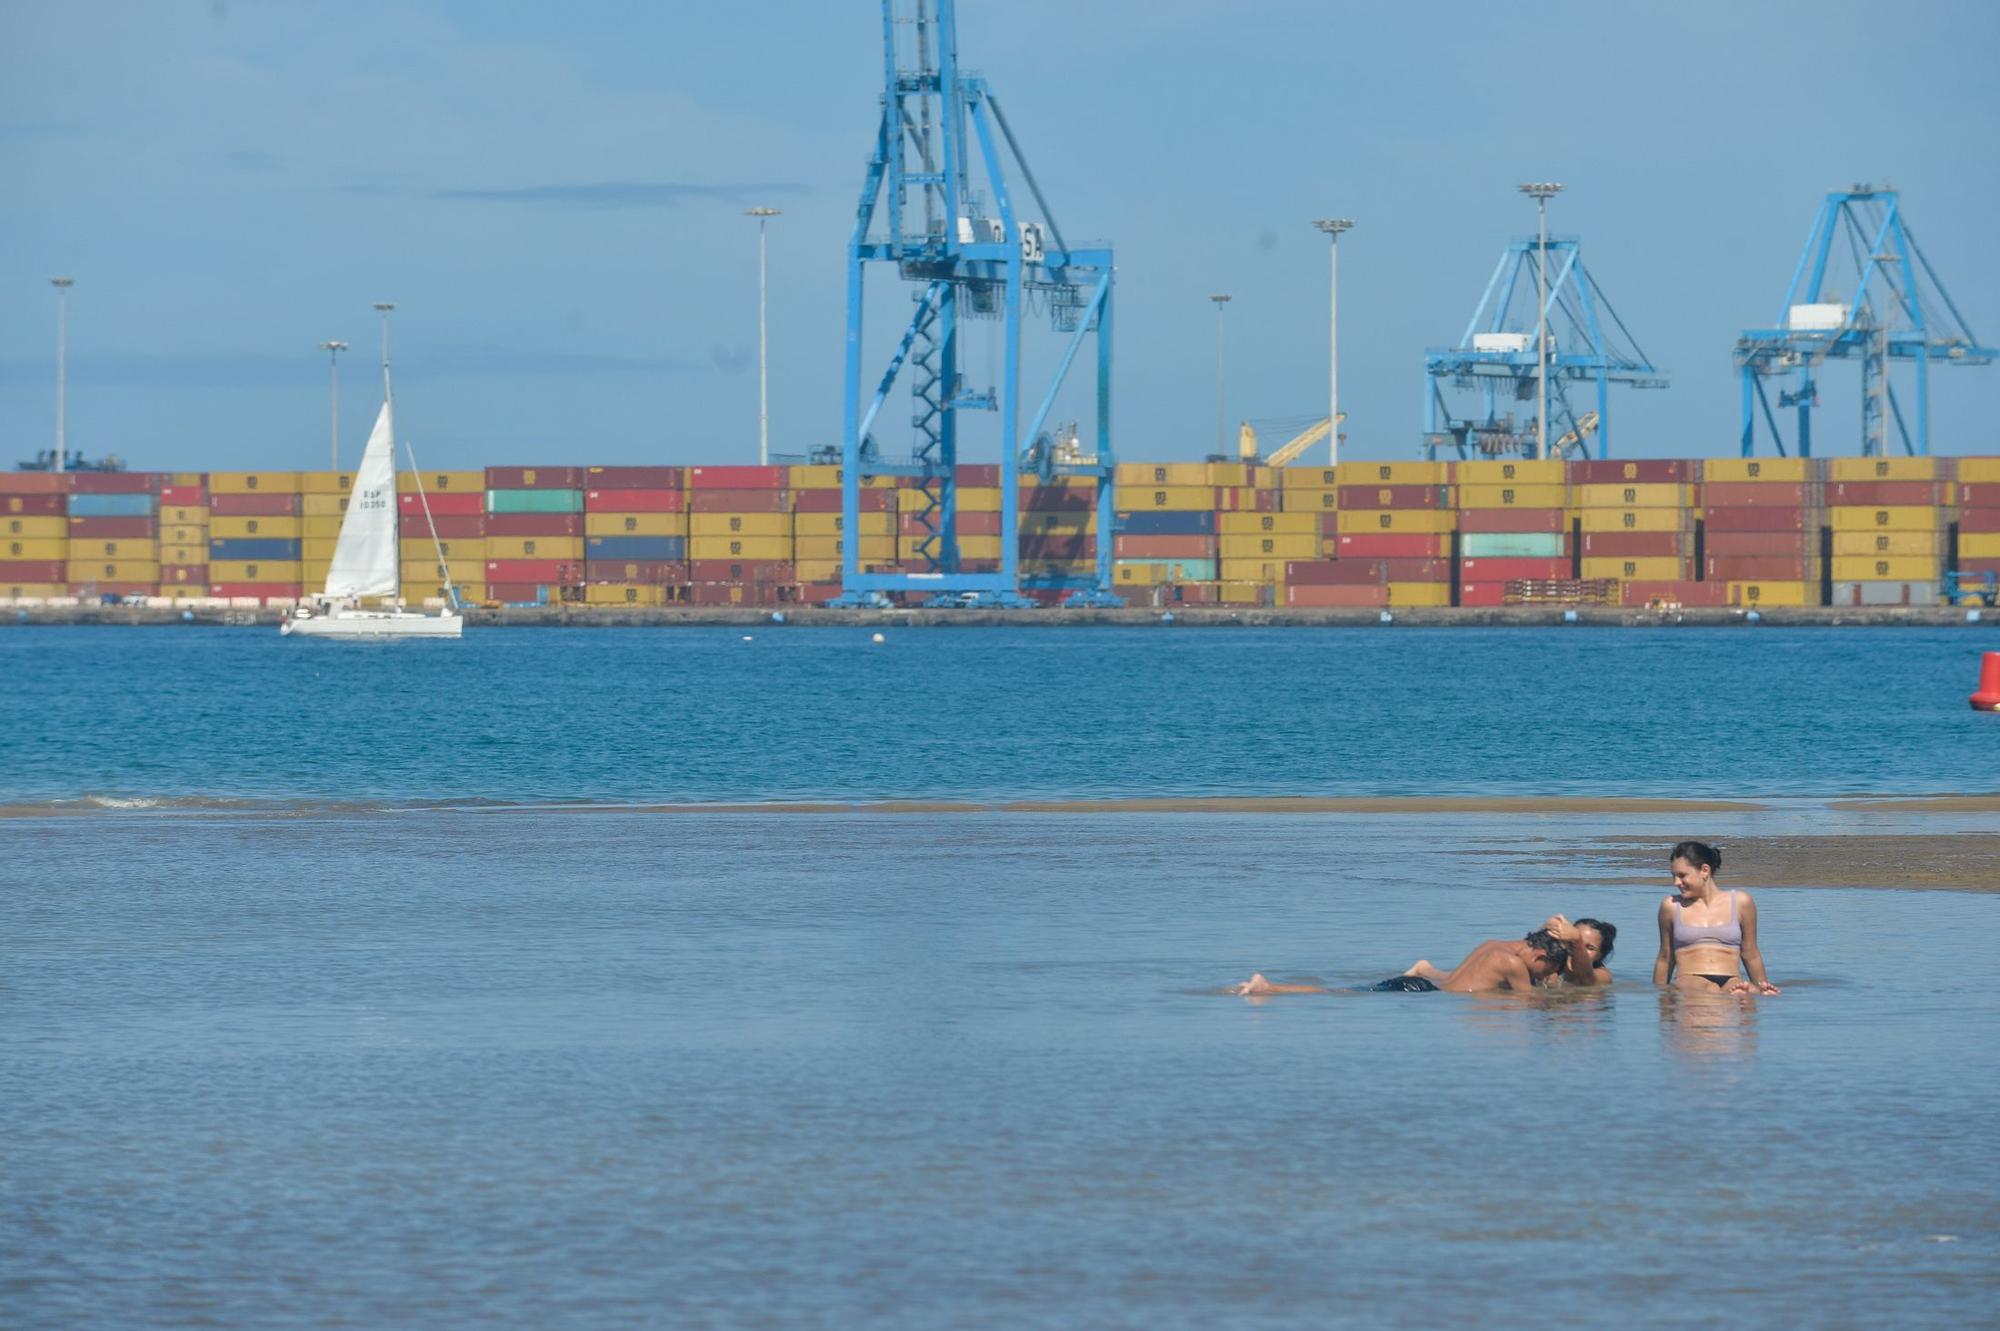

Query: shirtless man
left=1402, top=915, right=1613, bottom=989
left=1233, top=927, right=1571, bottom=996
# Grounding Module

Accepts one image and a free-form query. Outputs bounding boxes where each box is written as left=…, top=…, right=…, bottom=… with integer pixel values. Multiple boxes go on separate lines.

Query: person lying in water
left=1232, top=927, right=1571, bottom=995
left=1403, top=915, right=1616, bottom=989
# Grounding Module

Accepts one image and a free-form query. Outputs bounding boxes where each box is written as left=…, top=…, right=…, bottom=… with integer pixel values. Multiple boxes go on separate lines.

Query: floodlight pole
left=1312, top=220, right=1353, bottom=466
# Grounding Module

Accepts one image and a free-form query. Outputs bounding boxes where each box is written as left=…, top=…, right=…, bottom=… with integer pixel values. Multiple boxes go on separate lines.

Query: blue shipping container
left=585, top=535, right=686, bottom=560
left=209, top=538, right=304, bottom=560
left=1112, top=510, right=1218, bottom=536
left=1459, top=532, right=1567, bottom=559
left=66, top=493, right=156, bottom=517
left=1119, top=557, right=1217, bottom=580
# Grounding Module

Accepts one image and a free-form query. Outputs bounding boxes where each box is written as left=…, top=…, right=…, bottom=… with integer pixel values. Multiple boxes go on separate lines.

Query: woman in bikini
left=1653, top=840, right=1779, bottom=995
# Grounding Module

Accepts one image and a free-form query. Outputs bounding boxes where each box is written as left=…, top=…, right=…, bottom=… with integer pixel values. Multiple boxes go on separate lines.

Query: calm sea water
left=4, top=629, right=1997, bottom=1327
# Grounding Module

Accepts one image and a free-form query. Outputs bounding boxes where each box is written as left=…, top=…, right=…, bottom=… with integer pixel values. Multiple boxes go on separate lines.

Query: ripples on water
left=3, top=811, right=1996, bottom=1328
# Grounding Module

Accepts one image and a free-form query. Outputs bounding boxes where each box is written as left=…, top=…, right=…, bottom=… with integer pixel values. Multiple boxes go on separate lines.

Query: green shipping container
left=487, top=488, right=585, bottom=514
left=1460, top=532, right=1566, bottom=559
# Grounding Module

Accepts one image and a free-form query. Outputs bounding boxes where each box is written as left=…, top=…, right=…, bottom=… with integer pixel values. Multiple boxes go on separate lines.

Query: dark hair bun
left=1670, top=840, right=1722, bottom=872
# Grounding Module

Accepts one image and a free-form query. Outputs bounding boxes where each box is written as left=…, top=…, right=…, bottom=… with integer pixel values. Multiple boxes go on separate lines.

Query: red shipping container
left=1458, top=557, right=1570, bottom=581
left=1114, top=534, right=1216, bottom=559
left=1023, top=487, right=1097, bottom=512
left=797, top=581, right=844, bottom=605
left=584, top=465, right=684, bottom=490
left=68, top=471, right=163, bottom=494
left=1019, top=537, right=1095, bottom=559
left=1570, top=459, right=1694, bottom=484
left=1957, top=557, right=2000, bottom=576
left=1286, top=583, right=1388, bottom=607
left=688, top=581, right=789, bottom=605
left=795, top=488, right=893, bottom=514
left=485, top=466, right=585, bottom=490
left=211, top=493, right=302, bottom=516
left=958, top=465, right=1002, bottom=487
left=1379, top=558, right=1451, bottom=582
left=687, top=465, right=786, bottom=490
left=1334, top=533, right=1452, bottom=559
left=1334, top=484, right=1449, bottom=509
left=1959, top=484, right=2000, bottom=508
left=399, top=491, right=484, bottom=517
left=400, top=513, right=486, bottom=539
left=485, top=513, right=585, bottom=537
left=1702, top=530, right=1814, bottom=557
left=160, top=565, right=208, bottom=583
left=0, top=473, right=67, bottom=495
left=1702, top=505, right=1813, bottom=532
left=1284, top=559, right=1384, bottom=586
left=1457, top=507, right=1567, bottom=533
left=584, top=560, right=688, bottom=586
left=1706, top=556, right=1814, bottom=581
left=1456, top=582, right=1509, bottom=607
left=688, top=560, right=796, bottom=583
left=1960, top=508, right=2000, bottom=534
left=1826, top=480, right=1945, bottom=506
left=486, top=582, right=556, bottom=603
left=584, top=488, right=685, bottom=513
left=1620, top=580, right=1732, bottom=608
left=69, top=516, right=158, bottom=538
left=1699, top=482, right=1812, bottom=507
left=485, top=559, right=583, bottom=583
left=0, top=560, right=67, bottom=581
left=1578, top=531, right=1687, bottom=557
left=210, top=582, right=301, bottom=599
left=159, top=484, right=206, bottom=505
left=688, top=488, right=791, bottom=514
left=2, top=494, right=67, bottom=516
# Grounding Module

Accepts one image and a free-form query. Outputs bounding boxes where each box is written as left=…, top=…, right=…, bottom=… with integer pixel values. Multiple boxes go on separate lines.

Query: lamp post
left=746, top=206, right=780, bottom=465
left=318, top=340, right=349, bottom=471
left=372, top=303, right=395, bottom=401
left=50, top=277, right=73, bottom=474
left=1311, top=219, right=1353, bottom=466
left=1518, top=183, right=1563, bottom=459
left=1210, top=294, right=1232, bottom=457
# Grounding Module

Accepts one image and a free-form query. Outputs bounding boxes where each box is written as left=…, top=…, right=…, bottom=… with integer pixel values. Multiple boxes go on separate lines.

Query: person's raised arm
left=1542, top=915, right=1600, bottom=986
left=1653, top=899, right=1677, bottom=986
left=1733, top=892, right=1779, bottom=994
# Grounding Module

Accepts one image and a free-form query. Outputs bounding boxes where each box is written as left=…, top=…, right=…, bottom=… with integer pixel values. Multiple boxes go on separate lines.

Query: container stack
left=1569, top=459, right=1699, bottom=606
left=1, top=472, right=68, bottom=600
left=1957, top=458, right=2000, bottom=592
left=399, top=470, right=487, bottom=604
left=1698, top=457, right=1821, bottom=607
left=582, top=466, right=687, bottom=607
left=207, top=471, right=302, bottom=603
left=296, top=471, right=354, bottom=597
left=1320, top=461, right=1455, bottom=606
left=1454, top=458, right=1571, bottom=606
left=687, top=465, right=793, bottom=605
left=484, top=467, right=584, bottom=605
left=1825, top=457, right=1948, bottom=606
left=790, top=466, right=899, bottom=603
left=64, top=471, right=162, bottom=599
left=156, top=475, right=209, bottom=599
left=1113, top=463, right=1222, bottom=599
left=1020, top=472, right=1099, bottom=589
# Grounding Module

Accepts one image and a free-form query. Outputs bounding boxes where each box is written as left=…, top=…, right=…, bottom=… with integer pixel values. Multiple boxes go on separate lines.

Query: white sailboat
left=282, top=338, right=463, bottom=638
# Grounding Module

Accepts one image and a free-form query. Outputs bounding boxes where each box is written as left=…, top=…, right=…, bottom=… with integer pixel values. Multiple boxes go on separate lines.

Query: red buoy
left=1972, top=652, right=2000, bottom=712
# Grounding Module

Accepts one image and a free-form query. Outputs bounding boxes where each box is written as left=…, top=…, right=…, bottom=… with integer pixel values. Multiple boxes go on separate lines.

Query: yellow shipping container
left=487, top=536, right=585, bottom=560
left=1123, top=485, right=1219, bottom=511
left=1826, top=457, right=1939, bottom=483
left=1830, top=556, right=1942, bottom=582
left=1387, top=581, right=1453, bottom=607
left=2, top=583, right=65, bottom=599
left=73, top=539, right=156, bottom=559
left=301, top=516, right=345, bottom=539
left=1457, top=483, right=1569, bottom=509
left=794, top=536, right=895, bottom=562
left=1218, top=533, right=1317, bottom=560
left=3, top=516, right=67, bottom=539
left=586, top=512, right=687, bottom=537
left=301, top=493, right=351, bottom=516
left=6, top=538, right=69, bottom=560
left=1579, top=508, right=1690, bottom=533
left=1019, top=514, right=1097, bottom=534
left=1277, top=487, right=1341, bottom=512
left=896, top=486, right=1005, bottom=512
left=795, top=559, right=842, bottom=582
left=1114, top=562, right=1169, bottom=586
left=1955, top=457, right=2000, bottom=483
left=1959, top=532, right=2000, bottom=560
left=1214, top=581, right=1269, bottom=605
left=1457, top=459, right=1565, bottom=486
left=1329, top=461, right=1452, bottom=487
left=1728, top=580, right=1816, bottom=607
left=211, top=559, right=300, bottom=582
left=160, top=544, right=208, bottom=566
left=687, top=535, right=792, bottom=561
left=302, top=538, right=339, bottom=562
left=1702, top=457, right=1811, bottom=484
left=211, top=515, right=303, bottom=539
left=1218, top=560, right=1285, bottom=585
left=793, top=512, right=894, bottom=538
left=396, top=471, right=484, bottom=494
left=154, top=583, right=209, bottom=599
left=1831, top=531, right=1943, bottom=557
left=1336, top=509, right=1457, bottom=534
left=1218, top=512, right=1317, bottom=535
left=160, top=524, right=207, bottom=547
left=1827, top=506, right=1940, bottom=533
left=160, top=506, right=208, bottom=525
left=689, top=513, right=791, bottom=538
left=297, top=472, right=357, bottom=495
left=1117, top=462, right=1221, bottom=487
left=1573, top=483, right=1691, bottom=508
left=896, top=536, right=1003, bottom=560
left=398, top=538, right=487, bottom=563
left=784, top=465, right=901, bottom=489
left=208, top=471, right=301, bottom=494
left=65, top=561, right=161, bottom=582
left=1580, top=556, right=1689, bottom=582
left=583, top=583, right=666, bottom=606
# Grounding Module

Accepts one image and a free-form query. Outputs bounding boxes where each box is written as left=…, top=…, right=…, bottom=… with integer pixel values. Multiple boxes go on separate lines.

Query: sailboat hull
left=281, top=609, right=463, bottom=638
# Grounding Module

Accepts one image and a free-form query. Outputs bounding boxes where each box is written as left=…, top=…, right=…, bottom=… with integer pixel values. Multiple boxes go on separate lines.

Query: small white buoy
left=1968, top=609, right=1983, bottom=624
left=1745, top=610, right=1761, bottom=624
left=742, top=634, right=754, bottom=642
left=1562, top=609, right=1578, bottom=624
left=1378, top=610, right=1394, bottom=625
left=871, top=632, right=886, bottom=644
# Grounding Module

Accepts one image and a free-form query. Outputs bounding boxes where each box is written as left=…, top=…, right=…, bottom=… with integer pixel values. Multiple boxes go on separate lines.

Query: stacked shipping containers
left=1114, top=463, right=1229, bottom=600
left=157, top=476, right=209, bottom=598
left=1698, top=457, right=1820, bottom=607
left=65, top=471, right=163, bottom=598
left=2, top=473, right=67, bottom=598
left=1825, top=457, right=1949, bottom=606
left=794, top=466, right=900, bottom=603
left=485, top=467, right=584, bottom=604
left=1570, top=459, right=1700, bottom=606
left=1020, top=470, right=1101, bottom=589
left=1958, top=458, right=2000, bottom=591
left=582, top=466, right=687, bottom=606
left=687, top=465, right=793, bottom=605
left=208, top=471, right=301, bottom=602
left=400, top=470, right=486, bottom=604
left=1453, top=459, right=1563, bottom=607
left=298, top=471, right=353, bottom=596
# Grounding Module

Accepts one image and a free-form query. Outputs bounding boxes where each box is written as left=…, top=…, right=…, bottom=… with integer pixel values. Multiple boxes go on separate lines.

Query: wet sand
left=1525, top=833, right=2000, bottom=893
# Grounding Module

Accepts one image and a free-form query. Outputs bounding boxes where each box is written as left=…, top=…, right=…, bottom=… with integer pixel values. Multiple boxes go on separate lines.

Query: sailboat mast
left=374, top=301, right=395, bottom=403
left=373, top=302, right=398, bottom=595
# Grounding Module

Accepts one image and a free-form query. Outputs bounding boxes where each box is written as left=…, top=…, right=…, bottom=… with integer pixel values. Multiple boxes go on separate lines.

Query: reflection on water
left=1658, top=986, right=1762, bottom=1061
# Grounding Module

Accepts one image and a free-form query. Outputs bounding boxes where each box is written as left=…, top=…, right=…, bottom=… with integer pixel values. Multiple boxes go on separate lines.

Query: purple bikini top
left=1672, top=891, right=1742, bottom=950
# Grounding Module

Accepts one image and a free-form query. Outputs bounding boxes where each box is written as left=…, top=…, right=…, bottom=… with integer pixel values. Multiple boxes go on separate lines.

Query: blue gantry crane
left=1423, top=233, right=1666, bottom=460
left=1734, top=186, right=1994, bottom=458
left=833, top=0, right=1119, bottom=608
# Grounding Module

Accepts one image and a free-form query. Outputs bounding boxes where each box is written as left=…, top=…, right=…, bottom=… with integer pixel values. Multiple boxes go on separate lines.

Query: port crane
left=832, top=0, right=1119, bottom=608
left=1424, top=234, right=1665, bottom=460
left=1232, top=415, right=1342, bottom=468
left=1734, top=186, right=1993, bottom=457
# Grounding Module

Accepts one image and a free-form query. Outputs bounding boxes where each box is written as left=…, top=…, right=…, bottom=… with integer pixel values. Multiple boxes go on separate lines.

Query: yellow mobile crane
left=1235, top=414, right=1346, bottom=467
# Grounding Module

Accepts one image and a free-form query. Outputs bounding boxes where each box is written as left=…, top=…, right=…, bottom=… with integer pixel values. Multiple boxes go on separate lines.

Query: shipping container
left=1276, top=487, right=1340, bottom=513
left=3, top=517, right=67, bottom=540
left=6, top=539, right=69, bottom=560
left=583, top=535, right=690, bottom=561
left=1704, top=530, right=1815, bottom=557
left=1217, top=533, right=1316, bottom=560
left=0, top=583, right=63, bottom=599
left=1572, top=483, right=1692, bottom=508
left=1727, top=580, right=1818, bottom=607
left=1331, top=484, right=1450, bottom=510
left=1463, top=557, right=1572, bottom=581
left=210, top=538, right=305, bottom=561
left=485, top=466, right=586, bottom=490
left=1826, top=457, right=1941, bottom=483
left=1961, top=508, right=2000, bottom=534
left=1700, top=505, right=1815, bottom=532
left=897, top=511, right=1002, bottom=537
left=160, top=506, right=208, bottom=526
left=1831, top=581, right=1940, bottom=606
left=1329, top=461, right=1452, bottom=487
left=1457, top=483, right=1569, bottom=509
left=485, top=559, right=583, bottom=583
left=208, top=559, right=301, bottom=582
left=1113, top=534, right=1218, bottom=559
left=209, top=492, right=303, bottom=517
left=485, top=513, right=586, bottom=538
left=159, top=564, right=208, bottom=585
left=689, top=488, right=791, bottom=514
left=301, top=493, right=351, bottom=517
left=1455, top=507, right=1567, bottom=534
left=486, top=536, right=585, bottom=560
left=1826, top=506, right=1940, bottom=533
left=209, top=471, right=301, bottom=494
left=1456, top=458, right=1565, bottom=486
left=211, top=515, right=302, bottom=539
left=795, top=487, right=893, bottom=514
left=397, top=491, right=484, bottom=517
left=1114, top=510, right=1217, bottom=536
left=0, top=561, right=67, bottom=582
left=1286, top=583, right=1389, bottom=607
left=584, top=488, right=685, bottom=513
left=1215, top=511, right=1318, bottom=535
left=1332, top=533, right=1452, bottom=559
left=159, top=484, right=206, bottom=506
left=583, top=511, right=688, bottom=538
left=1829, top=556, right=1941, bottom=583
left=1574, top=531, right=1685, bottom=558
left=400, top=513, right=487, bottom=539
left=1284, top=559, right=1384, bottom=586
left=689, top=513, right=792, bottom=538
left=296, top=471, right=357, bottom=495
left=687, top=535, right=792, bottom=562
left=1954, top=458, right=2000, bottom=483
left=65, top=493, right=156, bottom=518
left=1959, top=533, right=2000, bottom=560
left=584, top=465, right=685, bottom=490
left=1619, top=580, right=1733, bottom=608
left=2, top=493, right=67, bottom=515
left=1577, top=508, right=1691, bottom=534
left=67, top=471, right=164, bottom=494
left=1386, top=581, right=1453, bottom=607
left=486, top=488, right=585, bottom=514
left=584, top=560, right=688, bottom=586
left=0, top=473, right=68, bottom=494
left=1704, top=556, right=1815, bottom=582
left=1703, top=457, right=1811, bottom=484
left=1126, top=485, right=1229, bottom=512
left=687, top=465, right=786, bottom=490
left=209, top=582, right=303, bottom=601
left=582, top=583, right=667, bottom=606
left=71, top=538, right=156, bottom=560
left=1698, top=481, right=1816, bottom=508
left=1829, top=531, right=1943, bottom=557
left=396, top=470, right=485, bottom=494
left=1569, top=459, right=1696, bottom=485
left=1825, top=480, right=1947, bottom=507
left=1461, top=532, right=1569, bottom=559
left=1335, top=509, right=1456, bottom=534
left=688, top=560, right=796, bottom=583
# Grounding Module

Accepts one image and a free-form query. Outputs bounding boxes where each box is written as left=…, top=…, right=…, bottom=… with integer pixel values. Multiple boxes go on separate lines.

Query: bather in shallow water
left=1654, top=840, right=1779, bottom=996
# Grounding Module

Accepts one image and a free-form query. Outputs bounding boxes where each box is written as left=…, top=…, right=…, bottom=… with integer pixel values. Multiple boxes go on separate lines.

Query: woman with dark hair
left=1654, top=840, right=1779, bottom=995
left=1542, top=915, right=1616, bottom=986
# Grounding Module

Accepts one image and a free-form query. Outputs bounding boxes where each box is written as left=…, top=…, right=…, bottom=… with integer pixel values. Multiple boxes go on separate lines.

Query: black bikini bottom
left=1695, top=973, right=1736, bottom=988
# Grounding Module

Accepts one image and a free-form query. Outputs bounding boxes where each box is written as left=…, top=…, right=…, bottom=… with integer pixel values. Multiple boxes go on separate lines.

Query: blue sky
left=3, top=0, right=1997, bottom=472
